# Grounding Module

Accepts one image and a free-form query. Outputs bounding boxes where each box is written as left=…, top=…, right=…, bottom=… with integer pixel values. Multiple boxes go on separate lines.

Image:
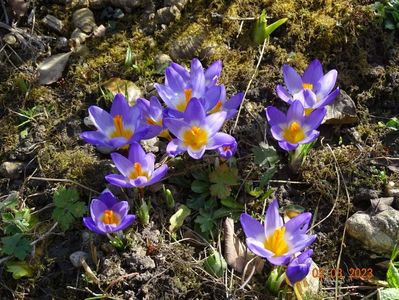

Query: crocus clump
left=81, top=94, right=148, bottom=152
left=265, top=100, right=326, bottom=151
left=135, top=96, right=167, bottom=139
left=83, top=189, right=136, bottom=234
left=285, top=249, right=314, bottom=285
left=164, top=98, right=236, bottom=159
left=240, top=200, right=316, bottom=265
left=276, top=59, right=340, bottom=115
left=105, top=142, right=168, bottom=188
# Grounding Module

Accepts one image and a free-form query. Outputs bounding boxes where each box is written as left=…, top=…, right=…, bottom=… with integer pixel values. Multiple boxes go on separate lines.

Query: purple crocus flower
left=105, top=142, right=168, bottom=188
left=81, top=94, right=148, bottom=151
left=217, top=139, right=237, bottom=159
left=265, top=100, right=326, bottom=151
left=276, top=59, right=340, bottom=115
left=286, top=249, right=313, bottom=285
left=83, top=189, right=136, bottom=234
left=163, top=98, right=235, bottom=159
left=208, top=84, right=244, bottom=120
left=155, top=58, right=222, bottom=114
left=135, top=96, right=166, bottom=139
left=240, top=200, right=316, bottom=266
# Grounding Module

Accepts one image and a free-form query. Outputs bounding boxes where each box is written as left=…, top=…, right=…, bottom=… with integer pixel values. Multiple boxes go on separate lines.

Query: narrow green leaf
left=264, top=18, right=288, bottom=37
left=169, top=205, right=191, bottom=232
left=204, top=250, right=227, bottom=277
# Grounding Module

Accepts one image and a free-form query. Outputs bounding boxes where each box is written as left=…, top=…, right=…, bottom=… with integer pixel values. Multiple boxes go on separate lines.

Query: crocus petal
left=265, top=107, right=287, bottom=128
left=110, top=93, right=130, bottom=117
left=246, top=238, right=274, bottom=258
left=83, top=217, right=105, bottom=234
left=127, top=142, right=148, bottom=168
left=286, top=263, right=311, bottom=285
left=136, top=97, right=150, bottom=110
left=282, top=64, right=303, bottom=94
left=105, top=174, right=133, bottom=188
left=302, top=89, right=318, bottom=108
left=110, top=152, right=133, bottom=177
left=190, top=63, right=205, bottom=97
left=187, top=146, right=206, bottom=159
left=223, top=92, right=243, bottom=111
left=90, top=199, right=107, bottom=221
left=265, top=200, right=283, bottom=237
left=287, top=100, right=305, bottom=123
left=111, top=201, right=129, bottom=220
left=114, top=214, right=136, bottom=232
left=80, top=131, right=109, bottom=146
left=98, top=190, right=118, bottom=208
left=289, top=234, right=317, bottom=254
left=130, top=176, right=149, bottom=187
left=109, top=137, right=130, bottom=149
left=163, top=118, right=189, bottom=138
left=267, top=255, right=291, bottom=266
left=203, top=85, right=221, bottom=111
left=270, top=125, right=284, bottom=141
left=302, top=59, right=324, bottom=85
left=88, top=106, right=114, bottom=133
left=315, top=69, right=337, bottom=98
left=144, top=153, right=156, bottom=171
left=207, top=133, right=235, bottom=149
left=170, top=62, right=190, bottom=81
left=285, top=212, right=312, bottom=236
left=205, top=60, right=222, bottom=85
left=298, top=130, right=319, bottom=145
left=166, top=67, right=186, bottom=92
left=278, top=141, right=298, bottom=151
left=123, top=105, right=141, bottom=127
left=149, top=96, right=164, bottom=117
left=276, top=85, right=293, bottom=103
left=204, top=111, right=227, bottom=134
left=146, top=165, right=168, bottom=185
left=240, top=213, right=265, bottom=241
left=314, top=87, right=340, bottom=108
left=184, top=98, right=206, bottom=124
left=304, top=107, right=326, bottom=132
left=155, top=83, right=176, bottom=108
left=166, top=138, right=186, bottom=156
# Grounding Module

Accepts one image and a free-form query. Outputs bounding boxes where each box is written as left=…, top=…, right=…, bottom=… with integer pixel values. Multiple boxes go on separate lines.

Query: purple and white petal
left=165, top=67, right=186, bottom=92
left=83, top=217, right=105, bottom=234
left=110, top=94, right=130, bottom=117
left=114, top=214, right=136, bottom=232
left=111, top=201, right=129, bottom=220
left=163, top=118, right=190, bottom=138
left=276, top=85, right=293, bottom=103
left=282, top=64, right=303, bottom=94
left=146, top=165, right=169, bottom=186
left=110, top=152, right=133, bottom=177
left=314, top=69, right=337, bottom=98
left=264, top=200, right=284, bottom=237
left=184, top=98, right=206, bottom=124
left=287, top=100, right=305, bottom=123
left=207, top=132, right=235, bottom=150
left=284, top=212, right=312, bottom=236
left=314, top=87, right=340, bottom=108
left=105, top=174, right=133, bottom=188
left=265, top=107, right=287, bottom=128
left=97, top=190, right=118, bottom=208
left=88, top=106, right=114, bottom=133
left=302, top=59, right=324, bottom=85
left=204, top=111, right=227, bottom=135
left=304, top=107, right=326, bottom=132
left=278, top=141, right=298, bottom=151
left=127, top=142, right=148, bottom=167
left=246, top=238, right=274, bottom=258
left=187, top=146, right=206, bottom=159
left=166, top=138, right=186, bottom=156
left=240, top=213, right=265, bottom=241
left=90, top=199, right=107, bottom=221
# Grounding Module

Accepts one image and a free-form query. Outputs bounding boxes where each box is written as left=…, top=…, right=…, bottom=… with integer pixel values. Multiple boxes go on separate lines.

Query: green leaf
left=53, top=188, right=79, bottom=208
left=264, top=18, right=288, bottom=38
left=137, top=201, right=150, bottom=225
left=253, top=143, right=279, bottom=167
left=245, top=182, right=264, bottom=198
left=204, top=250, right=227, bottom=277
left=260, top=166, right=277, bottom=187
left=169, top=205, right=191, bottom=232
left=52, top=188, right=86, bottom=231
left=6, top=261, right=33, bottom=279
left=163, top=185, right=175, bottom=208
left=209, top=164, right=238, bottom=199
left=195, top=210, right=216, bottom=234
left=220, top=197, right=244, bottom=210
left=387, top=261, right=399, bottom=288
left=0, top=192, right=18, bottom=210
left=1, top=233, right=32, bottom=260
left=124, top=46, right=134, bottom=68
left=191, top=179, right=210, bottom=194
left=187, top=193, right=208, bottom=210
left=385, top=117, right=399, bottom=130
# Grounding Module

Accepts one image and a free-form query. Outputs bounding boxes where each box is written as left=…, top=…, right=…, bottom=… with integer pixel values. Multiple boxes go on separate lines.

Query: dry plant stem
left=28, top=176, right=100, bottom=194
left=30, top=222, right=58, bottom=246
left=0, top=0, right=9, bottom=25
left=105, top=272, right=139, bottom=293
left=231, top=37, right=269, bottom=134
left=326, top=144, right=351, bottom=300
left=308, top=142, right=341, bottom=232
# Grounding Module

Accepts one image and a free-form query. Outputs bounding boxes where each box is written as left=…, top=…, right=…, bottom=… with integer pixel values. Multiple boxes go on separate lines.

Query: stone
left=323, top=90, right=358, bottom=125
left=72, top=8, right=96, bottom=32
left=154, top=54, right=172, bottom=73
left=102, top=77, right=142, bottom=106
left=0, top=161, right=25, bottom=179
left=346, top=208, right=399, bottom=254
left=69, top=251, right=89, bottom=268
left=42, top=15, right=64, bottom=33
left=155, top=6, right=181, bottom=25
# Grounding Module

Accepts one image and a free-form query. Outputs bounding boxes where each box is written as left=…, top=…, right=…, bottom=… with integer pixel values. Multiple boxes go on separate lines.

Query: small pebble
left=69, top=251, right=89, bottom=268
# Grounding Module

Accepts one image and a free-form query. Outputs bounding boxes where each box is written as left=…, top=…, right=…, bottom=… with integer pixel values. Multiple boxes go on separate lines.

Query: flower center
left=302, top=83, right=313, bottom=90
left=176, top=88, right=193, bottom=112
left=101, top=209, right=121, bottom=225
left=264, top=226, right=289, bottom=256
left=209, top=100, right=223, bottom=114
left=111, top=115, right=134, bottom=140
left=182, top=126, right=208, bottom=150
left=129, top=162, right=149, bottom=180
left=304, top=108, right=314, bottom=116
left=222, top=145, right=230, bottom=151
left=282, top=121, right=305, bottom=144
left=145, top=116, right=162, bottom=126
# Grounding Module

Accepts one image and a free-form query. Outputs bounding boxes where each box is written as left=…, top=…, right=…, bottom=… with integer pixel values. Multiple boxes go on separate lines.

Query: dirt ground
left=0, top=0, right=399, bottom=299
